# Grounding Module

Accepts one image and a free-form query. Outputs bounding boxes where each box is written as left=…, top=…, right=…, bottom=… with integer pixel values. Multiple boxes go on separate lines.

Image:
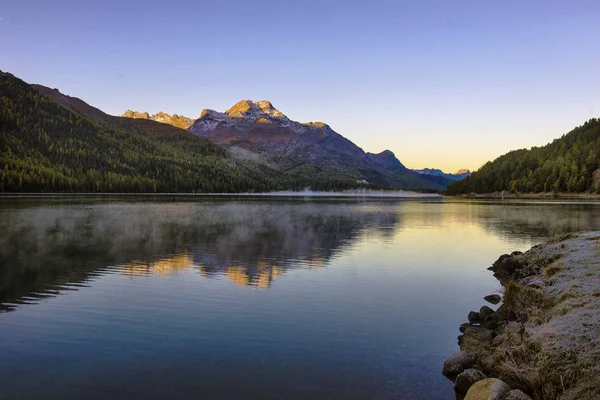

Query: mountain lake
left=1, top=195, right=599, bottom=399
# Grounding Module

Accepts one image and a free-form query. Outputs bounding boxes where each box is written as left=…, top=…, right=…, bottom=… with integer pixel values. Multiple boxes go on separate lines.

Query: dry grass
left=480, top=232, right=600, bottom=399
left=503, top=280, right=547, bottom=319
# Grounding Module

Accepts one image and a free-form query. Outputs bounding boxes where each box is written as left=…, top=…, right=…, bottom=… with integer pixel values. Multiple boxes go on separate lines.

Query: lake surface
left=1, top=196, right=600, bottom=399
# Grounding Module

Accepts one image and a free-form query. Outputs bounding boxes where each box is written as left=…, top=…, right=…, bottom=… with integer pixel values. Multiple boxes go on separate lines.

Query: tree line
left=0, top=72, right=373, bottom=193
left=446, top=118, right=600, bottom=195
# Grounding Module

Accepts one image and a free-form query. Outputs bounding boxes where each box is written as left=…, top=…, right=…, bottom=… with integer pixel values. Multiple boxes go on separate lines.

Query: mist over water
left=1, top=197, right=599, bottom=399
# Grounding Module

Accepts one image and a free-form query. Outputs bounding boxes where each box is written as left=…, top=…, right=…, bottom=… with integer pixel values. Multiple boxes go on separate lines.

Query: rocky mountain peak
left=456, top=169, right=471, bottom=174
left=366, top=150, right=405, bottom=171
left=121, top=110, right=194, bottom=129
left=224, top=99, right=287, bottom=121
left=122, top=110, right=150, bottom=119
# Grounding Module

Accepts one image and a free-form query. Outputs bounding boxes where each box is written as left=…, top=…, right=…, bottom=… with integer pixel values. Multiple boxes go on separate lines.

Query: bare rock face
left=465, top=378, right=511, bottom=400
left=454, top=368, right=487, bottom=395
left=442, top=351, right=478, bottom=381
left=186, top=99, right=450, bottom=190
left=188, top=99, right=366, bottom=162
left=121, top=110, right=194, bottom=129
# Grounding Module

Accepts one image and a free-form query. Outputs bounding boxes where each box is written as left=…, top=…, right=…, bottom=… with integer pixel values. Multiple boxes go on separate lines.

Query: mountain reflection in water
left=1, top=198, right=600, bottom=312
left=0, top=199, right=399, bottom=310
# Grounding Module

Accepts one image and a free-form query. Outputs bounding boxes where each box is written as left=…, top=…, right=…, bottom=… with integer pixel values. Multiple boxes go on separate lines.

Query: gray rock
left=493, top=305, right=511, bottom=323
left=492, top=256, right=526, bottom=279
left=454, top=368, right=486, bottom=395
left=502, top=389, right=533, bottom=400
left=460, top=326, right=494, bottom=352
left=483, top=294, right=502, bottom=305
left=490, top=254, right=511, bottom=271
left=442, top=351, right=478, bottom=381
left=480, top=305, right=495, bottom=320
left=468, top=311, right=481, bottom=323
left=459, top=323, right=471, bottom=333
left=501, top=256, right=525, bottom=272
left=483, top=318, right=498, bottom=330
left=465, top=378, right=511, bottom=400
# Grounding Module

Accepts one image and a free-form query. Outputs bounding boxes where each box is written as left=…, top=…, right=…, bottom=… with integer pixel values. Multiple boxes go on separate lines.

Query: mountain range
left=413, top=168, right=471, bottom=181
left=0, top=70, right=462, bottom=193
left=122, top=100, right=471, bottom=190
left=0, top=70, right=472, bottom=193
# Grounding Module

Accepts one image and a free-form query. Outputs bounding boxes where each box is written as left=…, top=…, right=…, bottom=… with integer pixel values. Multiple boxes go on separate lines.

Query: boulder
left=492, top=256, right=526, bottom=279
left=483, top=294, right=502, bottom=305
left=502, top=389, right=533, bottom=400
left=483, top=317, right=498, bottom=330
left=468, top=311, right=481, bottom=323
left=493, top=269, right=511, bottom=280
left=454, top=368, right=487, bottom=395
left=460, top=327, right=494, bottom=352
left=459, top=323, right=471, bottom=333
left=490, top=254, right=511, bottom=272
left=465, top=378, right=511, bottom=400
left=442, top=351, right=478, bottom=381
left=493, top=305, right=510, bottom=322
left=480, top=306, right=495, bottom=320
left=499, top=256, right=525, bottom=273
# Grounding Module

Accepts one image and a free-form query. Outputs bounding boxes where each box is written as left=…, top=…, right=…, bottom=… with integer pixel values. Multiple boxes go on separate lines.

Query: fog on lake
left=1, top=197, right=599, bottom=399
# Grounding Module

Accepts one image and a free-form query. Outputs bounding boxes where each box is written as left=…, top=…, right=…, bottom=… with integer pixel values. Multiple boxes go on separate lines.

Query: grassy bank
left=445, top=232, right=600, bottom=399
left=489, top=232, right=600, bottom=399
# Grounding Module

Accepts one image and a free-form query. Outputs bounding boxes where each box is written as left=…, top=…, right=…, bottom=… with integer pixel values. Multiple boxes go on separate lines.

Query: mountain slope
left=3, top=71, right=368, bottom=193
left=190, top=100, right=367, bottom=163
left=187, top=100, right=446, bottom=190
left=32, top=83, right=230, bottom=159
left=446, top=119, right=600, bottom=195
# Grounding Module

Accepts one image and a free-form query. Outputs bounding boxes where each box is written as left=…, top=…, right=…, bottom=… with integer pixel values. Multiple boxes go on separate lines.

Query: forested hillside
left=446, top=119, right=600, bottom=195
left=0, top=71, right=365, bottom=193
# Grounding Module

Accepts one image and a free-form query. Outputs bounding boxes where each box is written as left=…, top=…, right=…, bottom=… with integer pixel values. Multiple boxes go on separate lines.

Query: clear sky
left=2, top=1, right=599, bottom=172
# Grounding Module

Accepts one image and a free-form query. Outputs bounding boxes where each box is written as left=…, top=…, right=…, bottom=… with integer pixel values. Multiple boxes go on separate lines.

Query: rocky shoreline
left=442, top=232, right=600, bottom=400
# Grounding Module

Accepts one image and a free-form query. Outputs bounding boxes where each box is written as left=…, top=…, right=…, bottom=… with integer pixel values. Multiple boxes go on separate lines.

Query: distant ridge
left=413, top=168, right=471, bottom=182
left=122, top=110, right=195, bottom=130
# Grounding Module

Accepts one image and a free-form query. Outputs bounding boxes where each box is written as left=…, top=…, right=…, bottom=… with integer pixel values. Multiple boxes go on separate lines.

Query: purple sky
left=2, top=0, right=599, bottom=171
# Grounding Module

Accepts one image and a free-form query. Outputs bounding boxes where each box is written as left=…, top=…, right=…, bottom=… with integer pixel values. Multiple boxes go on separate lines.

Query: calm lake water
left=1, top=196, right=600, bottom=399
